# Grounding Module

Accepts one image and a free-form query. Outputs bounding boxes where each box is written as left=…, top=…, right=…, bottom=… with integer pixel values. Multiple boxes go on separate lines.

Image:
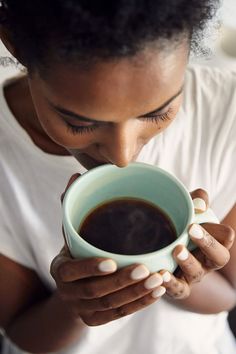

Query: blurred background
left=0, top=0, right=236, bottom=337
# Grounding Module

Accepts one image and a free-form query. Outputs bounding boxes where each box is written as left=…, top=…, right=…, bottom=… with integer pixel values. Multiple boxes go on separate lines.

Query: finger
left=190, top=189, right=209, bottom=213
left=51, top=252, right=117, bottom=283
left=188, top=224, right=231, bottom=269
left=159, top=269, right=191, bottom=299
left=61, top=173, right=81, bottom=203
left=200, top=223, right=235, bottom=250
left=172, top=245, right=205, bottom=284
left=79, top=273, right=163, bottom=312
left=82, top=288, right=166, bottom=326
left=63, top=264, right=150, bottom=300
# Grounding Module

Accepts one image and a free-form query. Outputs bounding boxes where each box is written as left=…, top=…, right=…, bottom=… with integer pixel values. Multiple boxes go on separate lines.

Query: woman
left=0, top=1, right=235, bottom=353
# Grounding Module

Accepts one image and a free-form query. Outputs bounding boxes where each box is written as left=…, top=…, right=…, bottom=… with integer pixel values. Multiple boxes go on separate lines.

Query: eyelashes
left=65, top=108, right=173, bottom=135
left=65, top=122, right=98, bottom=135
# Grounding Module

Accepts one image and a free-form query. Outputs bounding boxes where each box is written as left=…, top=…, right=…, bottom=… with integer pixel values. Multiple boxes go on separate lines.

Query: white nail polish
left=131, top=265, right=150, bottom=280
left=98, top=260, right=117, bottom=273
left=162, top=271, right=171, bottom=283
left=152, top=286, right=166, bottom=298
left=144, top=274, right=163, bottom=289
left=189, top=224, right=204, bottom=239
left=193, top=198, right=206, bottom=213
left=177, top=248, right=189, bottom=261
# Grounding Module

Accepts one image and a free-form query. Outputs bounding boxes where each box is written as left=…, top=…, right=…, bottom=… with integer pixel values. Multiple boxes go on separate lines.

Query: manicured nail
left=193, top=198, right=206, bottom=213
left=152, top=286, right=166, bottom=298
left=189, top=224, right=204, bottom=239
left=162, top=271, right=171, bottom=283
left=177, top=247, right=189, bottom=261
left=144, top=274, right=163, bottom=290
left=98, top=260, right=117, bottom=273
left=131, top=265, right=150, bottom=280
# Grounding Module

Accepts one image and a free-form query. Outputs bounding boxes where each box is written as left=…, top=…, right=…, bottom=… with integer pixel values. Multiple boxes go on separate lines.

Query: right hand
left=50, top=247, right=166, bottom=326
left=50, top=174, right=166, bottom=327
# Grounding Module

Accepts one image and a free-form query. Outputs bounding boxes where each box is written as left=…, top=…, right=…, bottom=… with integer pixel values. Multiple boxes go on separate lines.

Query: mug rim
left=63, top=162, right=194, bottom=260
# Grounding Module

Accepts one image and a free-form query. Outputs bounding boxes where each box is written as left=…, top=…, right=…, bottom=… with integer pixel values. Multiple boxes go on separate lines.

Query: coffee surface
left=79, top=198, right=177, bottom=255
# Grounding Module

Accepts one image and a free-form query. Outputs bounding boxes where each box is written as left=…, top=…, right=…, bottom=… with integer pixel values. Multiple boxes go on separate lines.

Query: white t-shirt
left=0, top=66, right=235, bottom=354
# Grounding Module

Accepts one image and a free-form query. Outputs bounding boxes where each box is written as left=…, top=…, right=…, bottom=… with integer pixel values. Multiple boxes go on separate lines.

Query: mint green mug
left=62, top=162, right=218, bottom=273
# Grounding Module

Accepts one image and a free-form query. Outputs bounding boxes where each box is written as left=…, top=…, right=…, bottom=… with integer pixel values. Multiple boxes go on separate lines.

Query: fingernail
left=131, top=265, right=150, bottom=280
left=162, top=271, right=171, bottom=283
left=189, top=224, right=204, bottom=239
left=193, top=198, right=206, bottom=213
left=152, top=286, right=166, bottom=298
left=177, top=247, right=189, bottom=261
left=144, top=274, right=163, bottom=289
left=98, top=260, right=117, bottom=273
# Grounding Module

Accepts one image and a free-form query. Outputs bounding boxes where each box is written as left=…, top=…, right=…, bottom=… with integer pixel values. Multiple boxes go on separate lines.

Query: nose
left=98, top=122, right=141, bottom=168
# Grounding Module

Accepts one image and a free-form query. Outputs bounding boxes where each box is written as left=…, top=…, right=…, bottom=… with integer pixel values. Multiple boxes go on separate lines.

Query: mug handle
left=188, top=208, right=219, bottom=251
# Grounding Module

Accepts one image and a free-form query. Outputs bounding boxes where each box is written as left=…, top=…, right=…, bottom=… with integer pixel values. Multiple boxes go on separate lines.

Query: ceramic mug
left=62, top=162, right=218, bottom=273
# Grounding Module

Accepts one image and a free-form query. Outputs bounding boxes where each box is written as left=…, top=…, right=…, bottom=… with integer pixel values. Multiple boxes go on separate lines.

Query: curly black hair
left=0, top=0, right=218, bottom=73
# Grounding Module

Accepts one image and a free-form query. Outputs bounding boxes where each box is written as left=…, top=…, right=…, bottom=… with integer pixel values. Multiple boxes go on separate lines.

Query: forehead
left=36, top=46, right=188, bottom=120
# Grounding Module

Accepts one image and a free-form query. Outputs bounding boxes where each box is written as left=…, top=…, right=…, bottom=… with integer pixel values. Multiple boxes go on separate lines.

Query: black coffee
left=79, top=198, right=177, bottom=255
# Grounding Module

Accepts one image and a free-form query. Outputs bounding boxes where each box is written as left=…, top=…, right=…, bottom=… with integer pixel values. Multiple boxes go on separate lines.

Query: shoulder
left=183, top=65, right=236, bottom=136
left=184, top=65, right=236, bottom=108
left=185, top=64, right=236, bottom=92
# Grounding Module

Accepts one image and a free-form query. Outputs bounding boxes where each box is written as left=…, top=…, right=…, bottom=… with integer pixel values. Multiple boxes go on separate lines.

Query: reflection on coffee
left=79, top=198, right=177, bottom=255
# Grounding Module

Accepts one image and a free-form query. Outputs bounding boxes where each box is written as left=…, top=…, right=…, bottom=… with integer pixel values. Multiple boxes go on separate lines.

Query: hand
left=160, top=189, right=235, bottom=299
left=50, top=174, right=166, bottom=326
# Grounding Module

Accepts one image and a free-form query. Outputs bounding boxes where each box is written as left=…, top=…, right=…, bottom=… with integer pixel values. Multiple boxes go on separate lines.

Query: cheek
left=143, top=100, right=182, bottom=140
left=34, top=102, right=95, bottom=149
left=29, top=82, right=94, bottom=149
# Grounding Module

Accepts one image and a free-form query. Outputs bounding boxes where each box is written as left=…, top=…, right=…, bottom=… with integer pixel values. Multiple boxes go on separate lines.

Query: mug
left=62, top=162, right=218, bottom=273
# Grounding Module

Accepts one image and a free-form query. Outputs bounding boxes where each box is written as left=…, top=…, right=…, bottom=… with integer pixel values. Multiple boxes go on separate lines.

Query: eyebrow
left=48, top=86, right=183, bottom=124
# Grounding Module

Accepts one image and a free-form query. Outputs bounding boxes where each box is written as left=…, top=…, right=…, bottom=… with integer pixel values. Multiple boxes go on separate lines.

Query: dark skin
left=0, top=31, right=236, bottom=352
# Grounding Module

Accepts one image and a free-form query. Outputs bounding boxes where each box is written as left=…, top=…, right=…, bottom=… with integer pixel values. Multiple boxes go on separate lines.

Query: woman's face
left=29, top=44, right=188, bottom=169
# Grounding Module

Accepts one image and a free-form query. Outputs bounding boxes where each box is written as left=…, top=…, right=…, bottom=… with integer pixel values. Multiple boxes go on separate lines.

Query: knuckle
left=99, top=296, right=113, bottom=310
left=82, top=284, right=98, bottom=299
left=139, top=296, right=151, bottom=306
left=182, top=258, right=195, bottom=271
left=133, top=284, right=143, bottom=297
left=172, top=279, right=181, bottom=289
left=188, top=270, right=204, bottom=283
left=114, top=276, right=124, bottom=288
left=204, top=257, right=217, bottom=269
left=203, top=235, right=216, bottom=249
left=115, top=306, right=128, bottom=319
left=171, top=287, right=188, bottom=299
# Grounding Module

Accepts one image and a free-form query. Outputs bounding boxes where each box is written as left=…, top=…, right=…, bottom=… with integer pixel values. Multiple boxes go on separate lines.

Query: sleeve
left=0, top=184, right=36, bottom=271
left=209, top=69, right=236, bottom=221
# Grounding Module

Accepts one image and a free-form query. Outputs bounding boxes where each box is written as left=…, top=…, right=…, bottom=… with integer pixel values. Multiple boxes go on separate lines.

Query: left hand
left=160, top=189, right=235, bottom=299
